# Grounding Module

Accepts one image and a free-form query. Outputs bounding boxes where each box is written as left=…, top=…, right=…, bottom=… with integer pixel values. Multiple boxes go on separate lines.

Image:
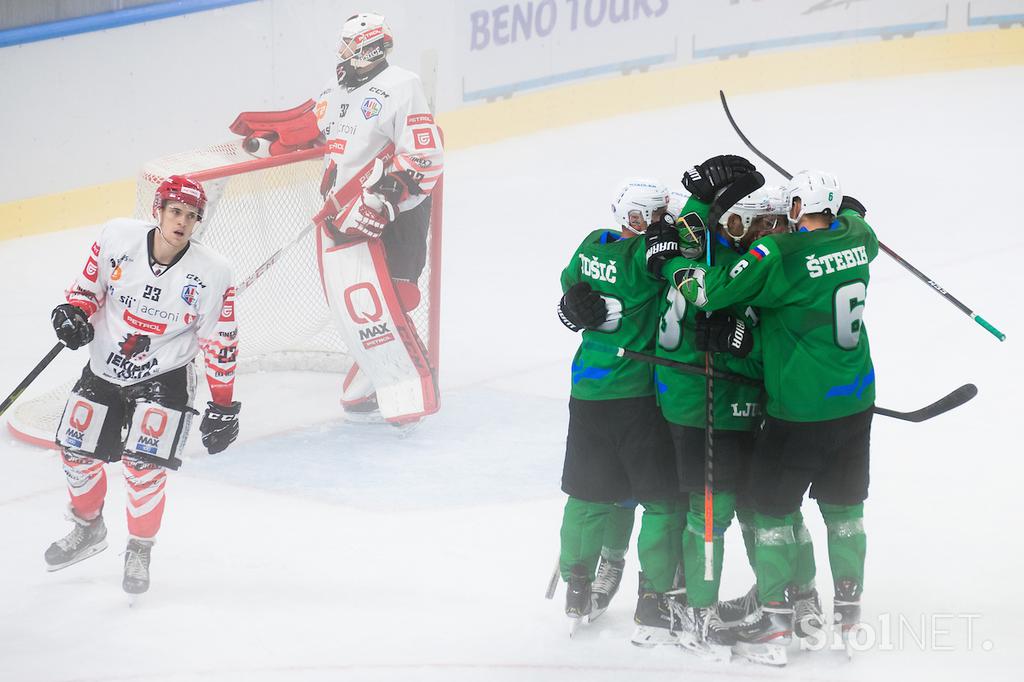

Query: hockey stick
left=702, top=223, right=715, bottom=582
left=718, top=90, right=1005, bottom=342
left=234, top=142, right=396, bottom=296
left=583, top=341, right=977, bottom=422
left=0, top=342, right=64, bottom=418
left=545, top=558, right=560, bottom=600
left=581, top=340, right=761, bottom=387
left=872, top=383, right=978, bottom=423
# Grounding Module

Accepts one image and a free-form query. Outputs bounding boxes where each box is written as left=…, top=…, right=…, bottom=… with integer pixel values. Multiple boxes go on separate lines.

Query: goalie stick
left=718, top=90, right=1006, bottom=342
left=0, top=342, right=64, bottom=419
left=235, top=142, right=396, bottom=296
left=582, top=341, right=977, bottom=423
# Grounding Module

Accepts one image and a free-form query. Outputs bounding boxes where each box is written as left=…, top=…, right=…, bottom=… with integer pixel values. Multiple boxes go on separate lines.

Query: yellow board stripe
left=2, top=27, right=1022, bottom=241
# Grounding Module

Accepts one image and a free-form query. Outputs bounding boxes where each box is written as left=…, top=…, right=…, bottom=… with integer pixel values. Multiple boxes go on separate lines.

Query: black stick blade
left=873, top=384, right=978, bottom=423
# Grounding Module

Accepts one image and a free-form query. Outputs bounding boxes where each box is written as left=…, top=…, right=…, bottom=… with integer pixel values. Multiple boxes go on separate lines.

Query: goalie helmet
left=337, top=12, right=394, bottom=84
left=785, top=170, right=842, bottom=227
left=152, top=175, right=207, bottom=221
left=718, top=184, right=788, bottom=248
left=611, top=178, right=670, bottom=235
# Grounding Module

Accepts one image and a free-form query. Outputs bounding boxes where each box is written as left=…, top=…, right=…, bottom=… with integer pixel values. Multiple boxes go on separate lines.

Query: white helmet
left=785, top=170, right=842, bottom=226
left=611, top=178, right=670, bottom=235
left=337, top=13, right=393, bottom=78
left=719, top=184, right=788, bottom=246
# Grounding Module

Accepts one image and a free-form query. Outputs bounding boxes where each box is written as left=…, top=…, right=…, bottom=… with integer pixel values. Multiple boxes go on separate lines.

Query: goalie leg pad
left=341, top=362, right=376, bottom=407
left=320, top=238, right=438, bottom=422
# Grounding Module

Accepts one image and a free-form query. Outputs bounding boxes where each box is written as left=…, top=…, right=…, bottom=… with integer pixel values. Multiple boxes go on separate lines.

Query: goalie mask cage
left=7, top=141, right=443, bottom=448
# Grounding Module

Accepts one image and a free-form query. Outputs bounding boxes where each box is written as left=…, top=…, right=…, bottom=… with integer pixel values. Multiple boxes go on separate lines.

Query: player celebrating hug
left=46, top=175, right=240, bottom=595
left=663, top=170, right=877, bottom=664
left=556, top=179, right=680, bottom=639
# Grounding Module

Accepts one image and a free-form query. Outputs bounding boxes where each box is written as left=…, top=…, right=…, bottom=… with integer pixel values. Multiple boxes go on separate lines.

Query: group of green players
left=555, top=154, right=877, bottom=665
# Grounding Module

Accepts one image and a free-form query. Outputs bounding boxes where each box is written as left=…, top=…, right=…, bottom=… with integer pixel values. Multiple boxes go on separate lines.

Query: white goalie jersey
left=314, top=64, right=444, bottom=212
left=65, top=218, right=238, bottom=404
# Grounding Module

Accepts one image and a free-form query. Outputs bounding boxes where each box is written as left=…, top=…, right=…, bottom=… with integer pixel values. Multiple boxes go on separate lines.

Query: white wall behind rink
left=0, top=0, right=1018, bottom=204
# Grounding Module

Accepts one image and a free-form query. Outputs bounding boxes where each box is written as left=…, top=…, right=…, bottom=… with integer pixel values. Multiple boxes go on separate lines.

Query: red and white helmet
left=152, top=175, right=207, bottom=221
left=338, top=12, right=394, bottom=70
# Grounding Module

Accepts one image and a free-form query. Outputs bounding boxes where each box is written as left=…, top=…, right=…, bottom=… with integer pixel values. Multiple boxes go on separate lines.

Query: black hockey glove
left=707, top=171, right=766, bottom=229
left=645, top=214, right=681, bottom=277
left=682, top=155, right=757, bottom=204
left=557, top=282, right=607, bottom=332
left=51, top=303, right=94, bottom=350
left=200, top=401, right=241, bottom=454
left=695, top=312, right=753, bottom=359
left=840, top=194, right=867, bottom=217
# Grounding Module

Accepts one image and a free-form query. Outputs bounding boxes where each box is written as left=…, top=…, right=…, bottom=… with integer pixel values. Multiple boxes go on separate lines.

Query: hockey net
left=7, top=141, right=443, bottom=448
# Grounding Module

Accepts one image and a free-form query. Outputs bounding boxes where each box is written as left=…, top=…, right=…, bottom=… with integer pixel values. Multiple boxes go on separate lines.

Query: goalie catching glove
left=695, top=312, right=753, bottom=358
left=51, top=303, right=94, bottom=350
left=558, top=282, right=608, bottom=332
left=199, top=400, right=241, bottom=454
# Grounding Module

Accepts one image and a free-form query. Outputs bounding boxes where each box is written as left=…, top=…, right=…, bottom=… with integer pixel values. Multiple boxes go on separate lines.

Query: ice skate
left=731, top=601, right=793, bottom=666
left=44, top=509, right=107, bottom=571
left=630, top=575, right=685, bottom=647
left=717, top=583, right=759, bottom=626
left=122, top=537, right=154, bottom=596
left=833, top=579, right=862, bottom=660
left=792, top=587, right=825, bottom=639
left=565, top=564, right=592, bottom=636
left=676, top=605, right=734, bottom=663
left=589, top=555, right=624, bottom=621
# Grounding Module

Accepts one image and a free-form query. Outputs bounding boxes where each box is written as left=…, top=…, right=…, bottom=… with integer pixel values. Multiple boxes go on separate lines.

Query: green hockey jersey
left=663, top=211, right=879, bottom=422
left=655, top=197, right=765, bottom=431
left=561, top=229, right=663, bottom=400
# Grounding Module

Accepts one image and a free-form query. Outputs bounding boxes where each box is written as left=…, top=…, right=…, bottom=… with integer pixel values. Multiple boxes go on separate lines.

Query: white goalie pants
left=318, top=236, right=438, bottom=423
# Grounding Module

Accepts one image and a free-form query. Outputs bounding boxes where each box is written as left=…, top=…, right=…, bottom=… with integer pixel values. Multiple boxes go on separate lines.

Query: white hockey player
left=229, top=11, right=444, bottom=426
left=317, top=11, right=443, bottom=424
left=46, top=175, right=241, bottom=595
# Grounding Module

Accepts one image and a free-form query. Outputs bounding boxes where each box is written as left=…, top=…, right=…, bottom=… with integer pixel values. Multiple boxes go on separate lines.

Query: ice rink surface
left=2, top=66, right=1023, bottom=681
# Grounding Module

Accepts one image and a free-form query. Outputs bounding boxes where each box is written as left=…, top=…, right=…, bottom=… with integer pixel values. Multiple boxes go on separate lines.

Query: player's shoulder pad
left=100, top=217, right=154, bottom=242
left=186, top=240, right=234, bottom=283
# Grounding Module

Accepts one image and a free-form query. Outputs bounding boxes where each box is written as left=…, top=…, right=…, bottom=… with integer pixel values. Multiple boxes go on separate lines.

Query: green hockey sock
left=601, top=503, right=637, bottom=562
left=683, top=492, right=736, bottom=607
left=736, top=506, right=757, bottom=572
left=793, top=511, right=817, bottom=594
left=820, top=502, right=866, bottom=589
left=559, top=497, right=615, bottom=581
left=753, top=511, right=799, bottom=603
left=636, top=499, right=683, bottom=593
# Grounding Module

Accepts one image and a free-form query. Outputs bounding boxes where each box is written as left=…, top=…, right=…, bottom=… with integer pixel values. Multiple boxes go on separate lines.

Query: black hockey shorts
left=382, top=195, right=431, bottom=282
left=669, top=424, right=755, bottom=504
left=748, top=408, right=873, bottom=517
left=561, top=395, right=677, bottom=503
left=59, top=364, right=195, bottom=466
